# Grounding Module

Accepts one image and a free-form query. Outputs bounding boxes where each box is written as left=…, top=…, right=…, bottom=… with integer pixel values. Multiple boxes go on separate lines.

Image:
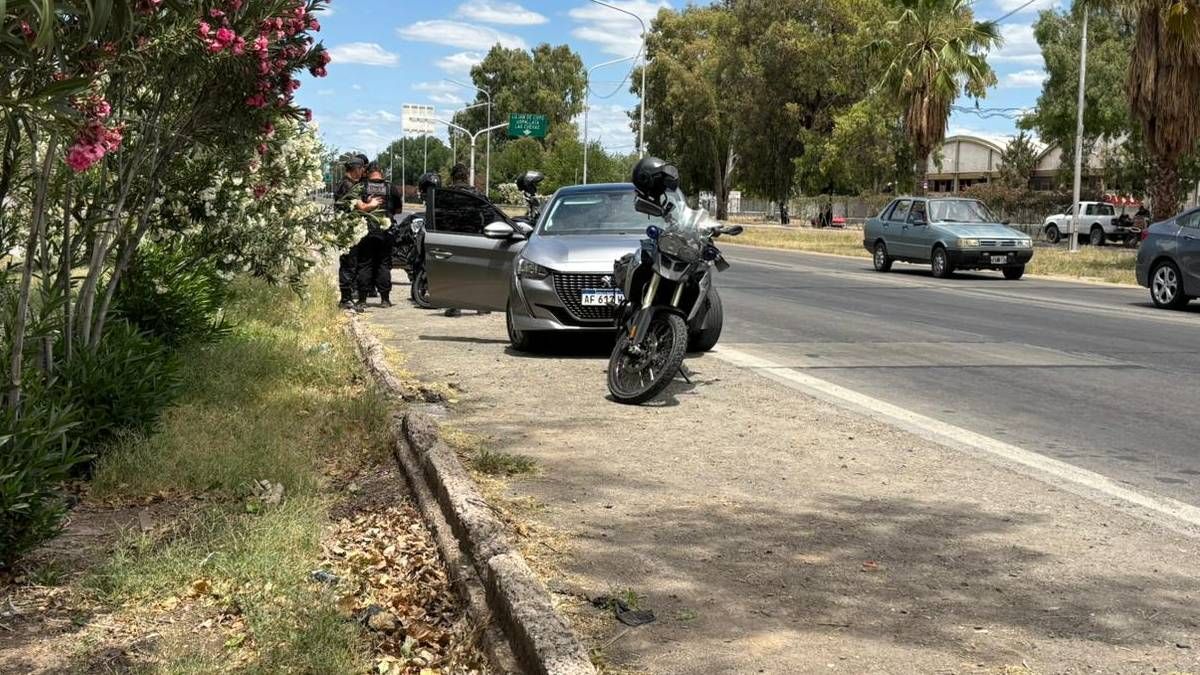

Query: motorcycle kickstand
left=677, top=365, right=692, bottom=384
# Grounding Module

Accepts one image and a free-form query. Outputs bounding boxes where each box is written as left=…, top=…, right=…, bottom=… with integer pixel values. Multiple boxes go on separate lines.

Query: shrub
left=0, top=404, right=90, bottom=569
left=43, top=322, right=181, bottom=455
left=115, top=245, right=230, bottom=347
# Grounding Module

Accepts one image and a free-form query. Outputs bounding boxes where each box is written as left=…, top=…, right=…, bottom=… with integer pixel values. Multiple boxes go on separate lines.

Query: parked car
left=1135, top=207, right=1200, bottom=309
left=423, top=182, right=724, bottom=351
left=863, top=197, right=1034, bottom=279
left=1042, top=202, right=1139, bottom=246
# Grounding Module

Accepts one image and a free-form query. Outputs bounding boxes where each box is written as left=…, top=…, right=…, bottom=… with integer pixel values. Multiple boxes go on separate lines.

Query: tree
left=635, top=5, right=739, bottom=219
left=453, top=44, right=586, bottom=149
left=1095, top=0, right=1200, bottom=219
left=375, top=135, right=452, bottom=186
left=727, top=0, right=866, bottom=216
left=799, top=96, right=915, bottom=195
left=998, top=131, right=1040, bottom=189
left=873, top=0, right=1001, bottom=194
left=494, top=137, right=545, bottom=184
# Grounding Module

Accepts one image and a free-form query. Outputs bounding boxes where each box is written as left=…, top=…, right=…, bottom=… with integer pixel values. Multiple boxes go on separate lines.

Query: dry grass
left=731, top=226, right=1139, bottom=285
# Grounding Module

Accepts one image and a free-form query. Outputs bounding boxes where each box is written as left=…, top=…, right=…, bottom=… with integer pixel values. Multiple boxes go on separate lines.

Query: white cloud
left=437, top=51, right=484, bottom=76
left=456, top=1, right=547, bottom=26
left=414, top=81, right=469, bottom=106
left=351, top=84, right=363, bottom=90
left=1004, top=69, right=1048, bottom=87
left=568, top=0, right=670, bottom=57
left=348, top=110, right=403, bottom=124
left=993, top=0, right=1058, bottom=14
left=327, top=42, right=400, bottom=67
left=397, top=20, right=527, bottom=50
left=317, top=88, right=335, bottom=96
left=990, top=23, right=1043, bottom=66
left=576, top=103, right=636, bottom=152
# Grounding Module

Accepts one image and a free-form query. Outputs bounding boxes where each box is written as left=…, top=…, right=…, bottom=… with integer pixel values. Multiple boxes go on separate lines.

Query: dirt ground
left=359, top=297, right=1200, bottom=675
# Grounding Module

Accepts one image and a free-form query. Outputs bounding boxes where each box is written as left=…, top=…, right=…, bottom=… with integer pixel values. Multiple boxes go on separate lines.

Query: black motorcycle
left=606, top=158, right=742, bottom=405
left=407, top=172, right=440, bottom=308
left=515, top=170, right=545, bottom=226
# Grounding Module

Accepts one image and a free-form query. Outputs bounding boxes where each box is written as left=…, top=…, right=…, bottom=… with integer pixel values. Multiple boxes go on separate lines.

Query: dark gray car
left=1136, top=207, right=1200, bottom=309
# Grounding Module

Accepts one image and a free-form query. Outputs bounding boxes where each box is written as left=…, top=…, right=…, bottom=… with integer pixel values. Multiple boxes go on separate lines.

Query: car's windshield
left=929, top=199, right=997, bottom=224
left=540, top=190, right=652, bottom=236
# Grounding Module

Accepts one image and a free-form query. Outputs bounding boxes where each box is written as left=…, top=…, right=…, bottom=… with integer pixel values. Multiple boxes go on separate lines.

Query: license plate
left=989, top=254, right=1010, bottom=265
left=581, top=289, right=624, bottom=306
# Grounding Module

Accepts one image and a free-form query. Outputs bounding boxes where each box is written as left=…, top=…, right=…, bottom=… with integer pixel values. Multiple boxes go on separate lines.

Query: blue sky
left=296, top=0, right=1065, bottom=158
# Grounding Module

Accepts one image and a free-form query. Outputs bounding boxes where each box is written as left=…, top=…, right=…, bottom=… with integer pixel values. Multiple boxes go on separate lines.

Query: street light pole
left=584, top=54, right=637, bottom=184
left=436, top=119, right=508, bottom=187
left=1069, top=8, right=1089, bottom=254
left=447, top=79, right=493, bottom=194
left=588, top=0, right=647, bottom=158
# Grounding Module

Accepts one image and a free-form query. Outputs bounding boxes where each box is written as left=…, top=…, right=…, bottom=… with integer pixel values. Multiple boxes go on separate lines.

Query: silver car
left=427, top=183, right=723, bottom=350
left=1136, top=207, right=1200, bottom=309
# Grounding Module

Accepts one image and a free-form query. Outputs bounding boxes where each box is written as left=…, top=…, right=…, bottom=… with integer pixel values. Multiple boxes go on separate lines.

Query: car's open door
left=424, top=187, right=527, bottom=311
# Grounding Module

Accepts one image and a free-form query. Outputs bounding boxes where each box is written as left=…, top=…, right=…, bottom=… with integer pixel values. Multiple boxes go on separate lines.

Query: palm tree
left=874, top=0, right=1002, bottom=194
left=1099, top=0, right=1200, bottom=220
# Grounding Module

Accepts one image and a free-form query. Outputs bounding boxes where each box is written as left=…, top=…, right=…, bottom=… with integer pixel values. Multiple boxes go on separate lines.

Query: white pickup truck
left=1042, top=202, right=1139, bottom=246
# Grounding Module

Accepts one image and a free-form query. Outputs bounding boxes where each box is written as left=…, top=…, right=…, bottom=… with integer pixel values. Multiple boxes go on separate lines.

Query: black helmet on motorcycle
left=417, top=172, right=441, bottom=195
left=631, top=156, right=679, bottom=200
left=516, top=170, right=544, bottom=196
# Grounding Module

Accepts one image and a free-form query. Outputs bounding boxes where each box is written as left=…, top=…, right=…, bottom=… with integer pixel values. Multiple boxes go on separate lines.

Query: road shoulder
left=358, top=299, right=1200, bottom=674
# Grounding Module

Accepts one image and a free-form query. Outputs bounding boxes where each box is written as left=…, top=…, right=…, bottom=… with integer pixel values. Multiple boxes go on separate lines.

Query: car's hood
left=935, top=223, right=1028, bottom=238
left=524, top=233, right=643, bottom=273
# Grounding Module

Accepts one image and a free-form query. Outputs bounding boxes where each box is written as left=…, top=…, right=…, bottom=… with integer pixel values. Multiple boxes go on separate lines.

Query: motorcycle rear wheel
left=607, top=312, right=688, bottom=405
left=411, top=269, right=433, bottom=308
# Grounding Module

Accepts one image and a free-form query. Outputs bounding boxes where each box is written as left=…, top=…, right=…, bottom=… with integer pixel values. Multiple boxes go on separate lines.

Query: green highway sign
left=508, top=113, right=549, bottom=139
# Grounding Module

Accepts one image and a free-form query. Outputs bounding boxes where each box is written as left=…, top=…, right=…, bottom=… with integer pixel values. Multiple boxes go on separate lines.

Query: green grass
left=733, top=226, right=1139, bottom=285
left=80, top=276, right=386, bottom=673
left=472, top=448, right=538, bottom=476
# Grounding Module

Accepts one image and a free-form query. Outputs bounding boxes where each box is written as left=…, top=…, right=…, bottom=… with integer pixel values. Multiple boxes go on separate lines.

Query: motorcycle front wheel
left=607, top=312, right=688, bottom=405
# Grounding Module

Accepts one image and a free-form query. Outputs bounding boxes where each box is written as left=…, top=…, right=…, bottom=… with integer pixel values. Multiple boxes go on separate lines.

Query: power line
left=591, top=44, right=644, bottom=100
left=986, top=0, right=1042, bottom=24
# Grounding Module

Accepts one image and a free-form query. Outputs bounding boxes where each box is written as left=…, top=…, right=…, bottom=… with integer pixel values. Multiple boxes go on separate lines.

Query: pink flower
left=215, top=27, right=235, bottom=46
left=312, top=66, right=327, bottom=78
left=197, top=21, right=211, bottom=38
left=304, top=108, right=313, bottom=122
left=253, top=35, right=269, bottom=52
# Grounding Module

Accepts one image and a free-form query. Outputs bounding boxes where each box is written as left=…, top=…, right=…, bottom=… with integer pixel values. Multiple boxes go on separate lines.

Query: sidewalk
left=359, top=299, right=1200, bottom=674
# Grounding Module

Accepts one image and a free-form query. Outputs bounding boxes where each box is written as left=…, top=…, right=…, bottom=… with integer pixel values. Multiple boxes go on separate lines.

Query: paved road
left=718, top=244, right=1200, bottom=507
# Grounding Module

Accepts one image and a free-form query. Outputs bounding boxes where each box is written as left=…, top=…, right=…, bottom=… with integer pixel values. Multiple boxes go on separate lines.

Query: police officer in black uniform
left=333, top=153, right=378, bottom=310
left=358, top=162, right=406, bottom=307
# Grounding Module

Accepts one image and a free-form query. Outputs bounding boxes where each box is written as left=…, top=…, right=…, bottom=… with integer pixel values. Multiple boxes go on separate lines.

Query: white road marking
left=713, top=344, right=1200, bottom=536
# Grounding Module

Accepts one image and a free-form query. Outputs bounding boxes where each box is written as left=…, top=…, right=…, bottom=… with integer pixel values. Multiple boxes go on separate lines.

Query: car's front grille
left=552, top=273, right=618, bottom=322
left=981, top=239, right=1018, bottom=247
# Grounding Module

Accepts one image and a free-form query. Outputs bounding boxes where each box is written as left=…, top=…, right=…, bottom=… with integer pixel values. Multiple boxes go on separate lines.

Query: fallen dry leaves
left=318, top=503, right=487, bottom=674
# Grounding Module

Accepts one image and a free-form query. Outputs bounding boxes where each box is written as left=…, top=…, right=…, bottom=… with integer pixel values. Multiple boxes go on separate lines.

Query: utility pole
left=447, top=80, right=493, bottom=195
left=589, top=0, right=647, bottom=157
left=584, top=54, right=636, bottom=184
left=1069, top=8, right=1089, bottom=254
left=401, top=136, right=406, bottom=204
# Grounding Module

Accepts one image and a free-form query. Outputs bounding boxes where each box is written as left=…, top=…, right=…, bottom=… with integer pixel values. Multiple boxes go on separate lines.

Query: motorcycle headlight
left=516, top=257, right=550, bottom=280
left=410, top=217, right=424, bottom=233
left=957, top=238, right=980, bottom=248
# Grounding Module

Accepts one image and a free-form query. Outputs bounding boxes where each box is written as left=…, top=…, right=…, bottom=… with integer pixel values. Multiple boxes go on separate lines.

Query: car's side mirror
left=635, top=196, right=664, bottom=218
left=484, top=221, right=517, bottom=240
left=1001, top=219, right=1011, bottom=226
left=514, top=221, right=534, bottom=236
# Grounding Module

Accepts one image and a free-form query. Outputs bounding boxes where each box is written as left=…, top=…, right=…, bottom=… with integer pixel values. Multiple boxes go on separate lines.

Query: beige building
left=925, top=134, right=1105, bottom=193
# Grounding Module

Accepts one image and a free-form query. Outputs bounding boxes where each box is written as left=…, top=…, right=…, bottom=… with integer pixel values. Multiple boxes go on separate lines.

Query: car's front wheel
left=1045, top=224, right=1061, bottom=244
left=873, top=241, right=893, bottom=272
left=931, top=246, right=954, bottom=279
left=1003, top=265, right=1026, bottom=280
left=506, top=301, right=542, bottom=352
left=410, top=269, right=433, bottom=308
left=1150, top=261, right=1192, bottom=309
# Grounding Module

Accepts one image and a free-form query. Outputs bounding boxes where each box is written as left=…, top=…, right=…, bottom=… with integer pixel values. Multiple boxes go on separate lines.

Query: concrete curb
left=347, top=315, right=596, bottom=675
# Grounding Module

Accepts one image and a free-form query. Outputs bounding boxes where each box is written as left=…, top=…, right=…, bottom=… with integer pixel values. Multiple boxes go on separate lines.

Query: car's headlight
left=1016, top=238, right=1032, bottom=248
left=516, top=257, right=550, bottom=280
left=957, top=238, right=980, bottom=248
